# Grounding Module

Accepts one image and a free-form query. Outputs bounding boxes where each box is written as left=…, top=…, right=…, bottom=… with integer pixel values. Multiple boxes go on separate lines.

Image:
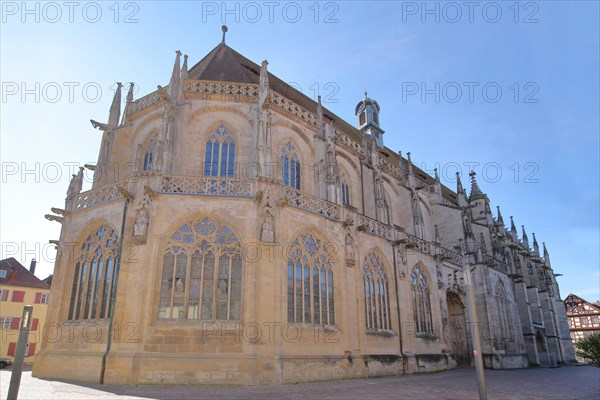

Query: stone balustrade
left=160, top=175, right=255, bottom=197
left=283, top=186, right=341, bottom=221
left=127, top=91, right=162, bottom=116
left=186, top=80, right=259, bottom=99
left=71, top=182, right=123, bottom=210
left=356, top=214, right=393, bottom=240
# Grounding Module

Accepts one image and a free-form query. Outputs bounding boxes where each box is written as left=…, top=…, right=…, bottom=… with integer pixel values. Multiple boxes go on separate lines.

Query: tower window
left=359, top=112, right=366, bottom=126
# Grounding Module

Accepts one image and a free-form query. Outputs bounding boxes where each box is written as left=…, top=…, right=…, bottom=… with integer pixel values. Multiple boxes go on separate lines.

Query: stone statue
left=66, top=167, right=84, bottom=198
left=134, top=208, right=149, bottom=237
left=259, top=60, right=270, bottom=109
left=260, top=213, right=274, bottom=243
left=345, top=233, right=355, bottom=262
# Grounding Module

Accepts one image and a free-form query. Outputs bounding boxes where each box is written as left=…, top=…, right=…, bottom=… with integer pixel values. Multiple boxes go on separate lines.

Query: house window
left=592, top=316, right=599, bottom=325
left=204, top=124, right=236, bottom=178
left=286, top=233, right=335, bottom=325
left=68, top=224, right=119, bottom=320
left=158, top=216, right=242, bottom=321
left=280, top=141, right=301, bottom=190
left=411, top=265, right=433, bottom=334
left=35, top=292, right=49, bottom=304
left=581, top=317, right=588, bottom=326
left=11, top=291, right=25, bottom=303
left=0, top=316, right=12, bottom=329
left=0, top=289, right=8, bottom=301
left=363, top=252, right=392, bottom=331
left=0, top=270, right=7, bottom=278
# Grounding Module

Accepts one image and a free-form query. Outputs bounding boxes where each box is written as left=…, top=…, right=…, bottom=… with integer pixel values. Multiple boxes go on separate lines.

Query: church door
left=446, top=293, right=470, bottom=366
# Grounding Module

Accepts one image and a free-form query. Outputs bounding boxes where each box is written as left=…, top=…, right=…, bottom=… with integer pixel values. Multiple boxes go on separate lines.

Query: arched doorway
left=446, top=293, right=470, bottom=366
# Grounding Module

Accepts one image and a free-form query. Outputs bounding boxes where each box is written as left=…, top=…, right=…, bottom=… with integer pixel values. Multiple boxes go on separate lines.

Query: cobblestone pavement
left=1, top=365, right=598, bottom=400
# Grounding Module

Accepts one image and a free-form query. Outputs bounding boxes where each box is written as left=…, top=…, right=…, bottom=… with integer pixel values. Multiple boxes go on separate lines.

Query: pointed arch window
left=280, top=141, right=301, bottom=190
left=340, top=174, right=350, bottom=206
left=411, top=265, right=433, bottom=334
left=495, top=282, right=511, bottom=341
left=204, top=124, right=236, bottom=178
left=286, top=233, right=334, bottom=325
left=68, top=224, right=119, bottom=320
left=142, top=133, right=158, bottom=171
left=159, top=217, right=242, bottom=321
left=363, top=252, right=392, bottom=331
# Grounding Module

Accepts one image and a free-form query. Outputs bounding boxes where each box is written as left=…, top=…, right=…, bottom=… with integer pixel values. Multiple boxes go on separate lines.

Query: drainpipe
left=391, top=242, right=407, bottom=373
left=100, top=197, right=129, bottom=384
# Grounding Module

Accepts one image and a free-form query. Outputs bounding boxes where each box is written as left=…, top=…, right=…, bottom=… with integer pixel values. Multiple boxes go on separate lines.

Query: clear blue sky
left=1, top=1, right=598, bottom=300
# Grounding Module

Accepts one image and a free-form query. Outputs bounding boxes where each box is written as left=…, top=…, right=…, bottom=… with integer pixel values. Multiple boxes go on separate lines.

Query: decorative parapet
left=284, top=186, right=341, bottom=221
left=482, top=254, right=510, bottom=273
left=380, top=158, right=402, bottom=180
left=270, top=90, right=319, bottom=128
left=336, top=134, right=362, bottom=155
left=440, top=248, right=463, bottom=266
left=72, top=182, right=123, bottom=210
left=356, top=214, right=393, bottom=240
left=127, top=91, right=162, bottom=117
left=160, top=175, right=254, bottom=197
left=404, top=233, right=433, bottom=254
left=186, top=80, right=259, bottom=100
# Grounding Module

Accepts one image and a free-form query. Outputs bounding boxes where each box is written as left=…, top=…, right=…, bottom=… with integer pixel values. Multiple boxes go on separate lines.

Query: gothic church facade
left=34, top=35, right=575, bottom=384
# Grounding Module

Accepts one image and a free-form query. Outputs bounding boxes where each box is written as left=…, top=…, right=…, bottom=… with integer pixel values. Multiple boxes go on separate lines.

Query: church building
left=34, top=29, right=575, bottom=385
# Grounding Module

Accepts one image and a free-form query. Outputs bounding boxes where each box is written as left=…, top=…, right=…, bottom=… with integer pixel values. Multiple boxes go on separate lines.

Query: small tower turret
left=355, top=91, right=384, bottom=147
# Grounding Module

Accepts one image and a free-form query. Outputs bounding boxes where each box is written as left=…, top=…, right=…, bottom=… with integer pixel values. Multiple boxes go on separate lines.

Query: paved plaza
left=1, top=365, right=598, bottom=400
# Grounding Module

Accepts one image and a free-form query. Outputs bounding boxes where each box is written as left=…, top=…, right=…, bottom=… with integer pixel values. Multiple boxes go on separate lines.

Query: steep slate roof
left=188, top=42, right=459, bottom=205
left=188, top=43, right=363, bottom=142
left=0, top=257, right=50, bottom=289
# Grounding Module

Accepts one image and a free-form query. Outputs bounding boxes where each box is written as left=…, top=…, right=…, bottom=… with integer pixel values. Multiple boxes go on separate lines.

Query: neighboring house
left=34, top=29, right=575, bottom=385
left=0, top=258, right=50, bottom=363
left=564, top=293, right=600, bottom=344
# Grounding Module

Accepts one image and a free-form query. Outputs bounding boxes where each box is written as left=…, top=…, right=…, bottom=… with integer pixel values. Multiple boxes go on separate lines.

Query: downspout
left=392, top=243, right=407, bottom=373
left=100, top=197, right=129, bottom=384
